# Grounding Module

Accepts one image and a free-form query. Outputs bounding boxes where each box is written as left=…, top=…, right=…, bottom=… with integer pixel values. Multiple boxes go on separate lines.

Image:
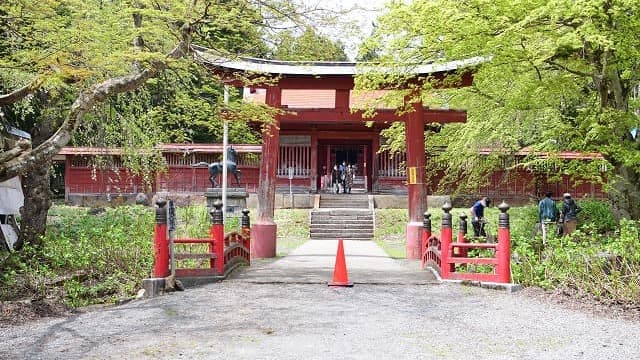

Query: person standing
left=331, top=165, right=340, bottom=194
left=339, top=161, right=347, bottom=193
left=538, top=191, right=559, bottom=245
left=560, top=193, right=581, bottom=236
left=344, top=164, right=354, bottom=194
left=470, top=197, right=491, bottom=237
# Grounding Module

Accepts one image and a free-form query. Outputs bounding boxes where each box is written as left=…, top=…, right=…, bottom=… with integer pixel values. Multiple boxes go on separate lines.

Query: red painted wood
left=279, top=108, right=467, bottom=124
left=252, top=86, right=281, bottom=258
left=335, top=89, right=350, bottom=109
left=208, top=66, right=474, bottom=91
left=405, top=98, right=426, bottom=259
left=153, top=223, right=169, bottom=277
left=449, top=243, right=497, bottom=249
left=310, top=128, right=318, bottom=191
left=440, top=227, right=453, bottom=279
left=496, top=227, right=511, bottom=283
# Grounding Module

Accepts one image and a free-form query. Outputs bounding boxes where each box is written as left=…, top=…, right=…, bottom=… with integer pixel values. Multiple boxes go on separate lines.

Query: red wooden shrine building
left=197, top=48, right=489, bottom=260
left=55, top=48, right=606, bottom=260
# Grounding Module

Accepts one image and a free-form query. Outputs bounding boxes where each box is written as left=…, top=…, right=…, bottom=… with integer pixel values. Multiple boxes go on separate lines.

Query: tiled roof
left=58, top=144, right=262, bottom=155
left=193, top=45, right=487, bottom=76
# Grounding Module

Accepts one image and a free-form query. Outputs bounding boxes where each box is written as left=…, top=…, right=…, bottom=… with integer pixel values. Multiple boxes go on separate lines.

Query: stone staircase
left=310, top=194, right=374, bottom=241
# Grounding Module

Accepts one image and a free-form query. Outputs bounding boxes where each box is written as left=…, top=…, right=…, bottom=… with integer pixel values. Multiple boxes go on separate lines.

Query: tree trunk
left=15, top=116, right=56, bottom=250
left=15, top=160, right=52, bottom=250
left=610, top=164, right=640, bottom=220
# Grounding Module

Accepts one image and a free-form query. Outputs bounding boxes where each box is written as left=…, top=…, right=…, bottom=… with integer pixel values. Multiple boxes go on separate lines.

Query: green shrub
left=1, top=205, right=155, bottom=306
left=512, top=219, right=640, bottom=305
left=576, top=199, right=617, bottom=234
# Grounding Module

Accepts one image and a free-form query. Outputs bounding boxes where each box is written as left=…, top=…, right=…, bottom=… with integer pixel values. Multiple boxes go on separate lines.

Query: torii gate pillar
left=251, top=85, right=281, bottom=258
left=405, top=99, right=426, bottom=259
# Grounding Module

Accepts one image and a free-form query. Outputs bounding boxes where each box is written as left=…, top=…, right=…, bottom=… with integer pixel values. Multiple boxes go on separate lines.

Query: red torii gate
left=196, top=46, right=478, bottom=259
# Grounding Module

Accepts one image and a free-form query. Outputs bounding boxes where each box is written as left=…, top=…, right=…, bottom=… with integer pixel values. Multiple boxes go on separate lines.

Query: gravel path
left=1, top=241, right=639, bottom=359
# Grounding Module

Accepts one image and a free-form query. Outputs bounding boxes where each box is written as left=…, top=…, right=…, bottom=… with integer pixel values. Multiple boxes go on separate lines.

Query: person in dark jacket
left=470, top=197, right=491, bottom=237
left=538, top=191, right=559, bottom=244
left=330, top=165, right=340, bottom=194
left=560, top=193, right=582, bottom=236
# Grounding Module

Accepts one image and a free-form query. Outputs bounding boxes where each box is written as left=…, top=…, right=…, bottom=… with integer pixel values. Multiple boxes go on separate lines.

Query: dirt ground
left=2, top=280, right=640, bottom=359
left=2, top=283, right=638, bottom=327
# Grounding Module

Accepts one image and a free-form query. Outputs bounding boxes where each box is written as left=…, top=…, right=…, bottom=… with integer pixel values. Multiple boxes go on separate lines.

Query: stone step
left=310, top=232, right=374, bottom=237
left=310, top=216, right=373, bottom=222
left=311, top=227, right=373, bottom=232
left=310, top=219, right=373, bottom=224
left=319, top=200, right=369, bottom=204
left=310, top=237, right=373, bottom=241
left=319, top=198, right=368, bottom=203
left=310, top=196, right=374, bottom=240
left=320, top=194, right=368, bottom=199
left=318, top=204, right=369, bottom=209
left=310, top=224, right=373, bottom=229
left=310, top=233, right=374, bottom=238
left=311, top=209, right=372, bottom=215
left=320, top=197, right=369, bottom=206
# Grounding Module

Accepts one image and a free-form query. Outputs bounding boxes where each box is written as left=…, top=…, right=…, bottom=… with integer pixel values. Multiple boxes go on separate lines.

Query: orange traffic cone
left=328, top=239, right=353, bottom=287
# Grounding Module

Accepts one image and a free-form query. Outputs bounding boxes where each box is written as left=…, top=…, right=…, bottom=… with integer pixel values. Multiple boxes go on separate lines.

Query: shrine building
left=54, top=48, right=606, bottom=260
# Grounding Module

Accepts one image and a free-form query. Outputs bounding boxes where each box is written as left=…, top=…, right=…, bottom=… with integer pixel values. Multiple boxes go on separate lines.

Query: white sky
left=299, top=0, right=389, bottom=60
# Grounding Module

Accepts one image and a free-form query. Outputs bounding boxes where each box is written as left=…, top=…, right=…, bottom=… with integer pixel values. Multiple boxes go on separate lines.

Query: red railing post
left=153, top=200, right=170, bottom=277
left=210, top=200, right=225, bottom=275
left=421, top=212, right=431, bottom=269
left=440, top=203, right=453, bottom=279
left=457, top=214, right=468, bottom=258
left=241, top=208, right=251, bottom=265
left=496, top=202, right=511, bottom=283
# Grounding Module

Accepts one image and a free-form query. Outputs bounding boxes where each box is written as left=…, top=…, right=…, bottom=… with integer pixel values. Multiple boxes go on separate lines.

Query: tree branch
left=0, top=139, right=30, bottom=163
left=544, top=59, right=592, bottom=78
left=0, top=79, right=42, bottom=106
left=0, top=25, right=193, bottom=183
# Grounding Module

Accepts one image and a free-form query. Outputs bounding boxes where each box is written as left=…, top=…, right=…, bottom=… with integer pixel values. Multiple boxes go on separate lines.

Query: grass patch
left=274, top=209, right=310, bottom=256
left=373, top=209, right=407, bottom=258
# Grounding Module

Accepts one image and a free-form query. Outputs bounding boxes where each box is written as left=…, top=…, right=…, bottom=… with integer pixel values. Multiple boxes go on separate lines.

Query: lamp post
left=222, top=85, right=229, bottom=221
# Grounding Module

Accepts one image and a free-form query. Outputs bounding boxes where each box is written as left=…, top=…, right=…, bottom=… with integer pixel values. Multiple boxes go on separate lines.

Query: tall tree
left=0, top=0, right=299, bottom=248
left=271, top=26, right=348, bottom=61
left=360, top=0, right=640, bottom=218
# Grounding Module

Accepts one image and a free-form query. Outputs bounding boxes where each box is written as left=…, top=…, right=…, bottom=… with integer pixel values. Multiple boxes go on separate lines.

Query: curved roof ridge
left=192, top=44, right=486, bottom=76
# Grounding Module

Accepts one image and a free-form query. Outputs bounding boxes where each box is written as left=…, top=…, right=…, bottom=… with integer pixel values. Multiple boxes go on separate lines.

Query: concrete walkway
left=231, top=240, right=437, bottom=285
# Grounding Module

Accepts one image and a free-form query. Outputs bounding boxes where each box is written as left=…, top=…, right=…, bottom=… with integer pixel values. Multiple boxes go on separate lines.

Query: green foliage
left=576, top=199, right=617, bottom=234
left=512, top=221, right=640, bottom=305
left=376, top=201, right=639, bottom=305
left=271, top=27, right=348, bottom=61
left=373, top=209, right=407, bottom=259
left=359, top=0, right=640, bottom=217
left=1, top=205, right=312, bottom=306
left=1, top=205, right=154, bottom=306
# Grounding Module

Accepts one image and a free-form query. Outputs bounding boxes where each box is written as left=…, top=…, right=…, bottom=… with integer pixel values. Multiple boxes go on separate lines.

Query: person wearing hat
left=470, top=196, right=491, bottom=237
left=560, top=193, right=582, bottom=236
left=538, top=191, right=559, bottom=244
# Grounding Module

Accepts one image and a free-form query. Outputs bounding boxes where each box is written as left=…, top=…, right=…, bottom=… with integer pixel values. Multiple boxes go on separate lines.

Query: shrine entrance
left=198, top=45, right=475, bottom=259
left=318, top=140, right=371, bottom=192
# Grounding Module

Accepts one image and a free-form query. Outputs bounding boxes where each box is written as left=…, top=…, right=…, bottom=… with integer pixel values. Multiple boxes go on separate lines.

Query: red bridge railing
left=152, top=200, right=251, bottom=279
left=422, top=202, right=511, bottom=283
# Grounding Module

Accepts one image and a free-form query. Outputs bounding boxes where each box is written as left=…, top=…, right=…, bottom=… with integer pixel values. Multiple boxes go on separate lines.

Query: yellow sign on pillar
left=408, top=167, right=417, bottom=185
